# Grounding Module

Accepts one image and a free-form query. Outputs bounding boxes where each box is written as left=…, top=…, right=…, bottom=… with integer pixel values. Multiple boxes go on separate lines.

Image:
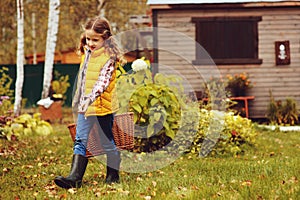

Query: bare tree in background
left=14, top=0, right=24, bottom=115
left=41, top=0, right=60, bottom=99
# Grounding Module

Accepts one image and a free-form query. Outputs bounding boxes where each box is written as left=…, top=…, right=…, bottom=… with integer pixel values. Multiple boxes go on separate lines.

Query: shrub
left=190, top=109, right=257, bottom=157
left=116, top=59, right=199, bottom=153
left=266, top=91, right=299, bottom=125
left=0, top=113, right=53, bottom=141
left=0, top=67, right=53, bottom=140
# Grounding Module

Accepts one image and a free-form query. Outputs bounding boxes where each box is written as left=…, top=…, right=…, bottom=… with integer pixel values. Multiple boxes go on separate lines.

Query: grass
left=0, top=108, right=299, bottom=199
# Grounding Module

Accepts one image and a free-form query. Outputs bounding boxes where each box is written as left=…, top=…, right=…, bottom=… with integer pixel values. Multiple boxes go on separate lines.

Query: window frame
left=192, top=16, right=262, bottom=65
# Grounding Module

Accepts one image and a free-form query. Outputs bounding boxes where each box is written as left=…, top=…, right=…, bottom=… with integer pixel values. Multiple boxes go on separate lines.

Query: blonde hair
left=77, top=17, right=126, bottom=64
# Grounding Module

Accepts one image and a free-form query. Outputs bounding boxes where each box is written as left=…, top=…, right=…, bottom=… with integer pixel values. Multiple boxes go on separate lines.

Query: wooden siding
left=154, top=7, right=300, bottom=118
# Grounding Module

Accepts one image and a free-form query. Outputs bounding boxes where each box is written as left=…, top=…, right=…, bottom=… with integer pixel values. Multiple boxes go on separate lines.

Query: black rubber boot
left=105, top=151, right=121, bottom=184
left=54, top=154, right=88, bottom=189
left=105, top=166, right=120, bottom=184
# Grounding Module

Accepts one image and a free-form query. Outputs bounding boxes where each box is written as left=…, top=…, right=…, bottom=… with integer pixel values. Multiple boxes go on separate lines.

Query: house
left=25, top=49, right=81, bottom=64
left=147, top=0, right=300, bottom=119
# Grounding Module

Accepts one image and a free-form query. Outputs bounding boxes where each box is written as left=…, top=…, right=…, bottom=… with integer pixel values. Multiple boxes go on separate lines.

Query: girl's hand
left=79, top=97, right=91, bottom=113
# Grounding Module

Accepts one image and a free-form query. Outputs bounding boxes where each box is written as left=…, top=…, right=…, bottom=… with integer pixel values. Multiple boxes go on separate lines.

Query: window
left=192, top=17, right=262, bottom=65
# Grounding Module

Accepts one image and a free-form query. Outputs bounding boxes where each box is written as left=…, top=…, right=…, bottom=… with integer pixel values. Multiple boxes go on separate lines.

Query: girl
left=54, top=17, right=125, bottom=189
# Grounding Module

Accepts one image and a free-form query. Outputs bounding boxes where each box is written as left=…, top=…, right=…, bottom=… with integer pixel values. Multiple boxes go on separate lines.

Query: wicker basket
left=112, top=112, right=135, bottom=150
left=68, top=123, right=104, bottom=157
left=68, top=112, right=134, bottom=157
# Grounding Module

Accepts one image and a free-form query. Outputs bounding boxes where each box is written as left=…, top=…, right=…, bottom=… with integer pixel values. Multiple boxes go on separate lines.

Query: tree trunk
left=32, top=12, right=37, bottom=64
left=98, top=0, right=106, bottom=17
left=14, top=0, right=24, bottom=116
left=41, top=0, right=60, bottom=99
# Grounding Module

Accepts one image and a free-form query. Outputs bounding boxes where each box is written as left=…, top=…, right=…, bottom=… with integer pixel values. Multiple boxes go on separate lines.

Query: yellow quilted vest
left=82, top=48, right=118, bottom=117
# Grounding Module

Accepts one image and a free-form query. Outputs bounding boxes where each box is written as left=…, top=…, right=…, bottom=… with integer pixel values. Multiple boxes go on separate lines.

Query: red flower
left=231, top=130, right=238, bottom=136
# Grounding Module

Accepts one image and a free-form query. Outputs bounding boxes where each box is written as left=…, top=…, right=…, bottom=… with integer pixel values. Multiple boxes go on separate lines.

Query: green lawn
left=0, top=115, right=299, bottom=199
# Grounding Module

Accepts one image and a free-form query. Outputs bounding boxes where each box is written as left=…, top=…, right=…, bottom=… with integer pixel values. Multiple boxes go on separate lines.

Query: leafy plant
left=202, top=76, right=237, bottom=113
left=0, top=96, right=13, bottom=117
left=116, top=59, right=199, bottom=152
left=281, top=98, right=298, bottom=125
left=0, top=67, right=14, bottom=98
left=51, top=70, right=70, bottom=100
left=190, top=109, right=257, bottom=156
left=266, top=90, right=299, bottom=125
left=0, top=67, right=14, bottom=135
left=204, top=76, right=227, bottom=99
left=0, top=67, right=14, bottom=116
left=0, top=113, right=53, bottom=141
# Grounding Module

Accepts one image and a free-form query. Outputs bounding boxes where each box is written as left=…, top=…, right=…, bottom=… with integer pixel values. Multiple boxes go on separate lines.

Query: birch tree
left=98, top=0, right=106, bottom=17
left=14, top=0, right=24, bottom=115
left=41, top=0, right=60, bottom=99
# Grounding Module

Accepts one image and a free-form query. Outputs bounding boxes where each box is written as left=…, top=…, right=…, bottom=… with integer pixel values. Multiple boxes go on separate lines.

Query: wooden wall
left=153, top=6, right=300, bottom=118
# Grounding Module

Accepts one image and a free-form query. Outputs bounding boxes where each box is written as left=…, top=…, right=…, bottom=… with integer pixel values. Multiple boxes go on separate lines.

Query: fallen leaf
left=3, top=168, right=9, bottom=173
left=68, top=188, right=76, bottom=194
left=59, top=193, right=67, bottom=199
left=152, top=181, right=157, bottom=187
left=241, top=180, right=252, bottom=186
left=144, top=196, right=151, bottom=200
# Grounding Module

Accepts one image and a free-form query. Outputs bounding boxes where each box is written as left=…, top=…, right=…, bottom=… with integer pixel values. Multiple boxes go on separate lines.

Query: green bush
left=116, top=60, right=199, bottom=153
left=0, top=113, right=53, bottom=141
left=0, top=67, right=53, bottom=140
left=266, top=91, right=299, bottom=125
left=190, top=109, right=257, bottom=157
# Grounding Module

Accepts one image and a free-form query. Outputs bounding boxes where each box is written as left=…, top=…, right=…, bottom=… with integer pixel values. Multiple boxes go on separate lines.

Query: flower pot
left=230, top=88, right=246, bottom=97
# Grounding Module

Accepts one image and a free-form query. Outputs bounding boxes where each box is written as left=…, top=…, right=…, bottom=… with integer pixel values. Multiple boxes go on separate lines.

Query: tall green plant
left=281, top=98, right=298, bottom=125
left=266, top=90, right=299, bottom=125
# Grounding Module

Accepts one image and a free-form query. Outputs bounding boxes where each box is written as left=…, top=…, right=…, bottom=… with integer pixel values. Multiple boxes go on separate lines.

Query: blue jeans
left=74, top=114, right=120, bottom=168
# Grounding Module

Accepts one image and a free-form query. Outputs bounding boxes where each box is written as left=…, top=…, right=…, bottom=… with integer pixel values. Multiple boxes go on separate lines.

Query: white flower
left=132, top=59, right=148, bottom=72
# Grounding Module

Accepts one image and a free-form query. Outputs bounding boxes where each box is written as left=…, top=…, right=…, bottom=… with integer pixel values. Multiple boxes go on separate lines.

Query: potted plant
left=225, top=72, right=253, bottom=97
left=50, top=71, right=70, bottom=102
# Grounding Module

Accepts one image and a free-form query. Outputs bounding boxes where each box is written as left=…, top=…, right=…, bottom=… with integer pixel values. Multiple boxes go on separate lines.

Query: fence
left=1, top=64, right=80, bottom=107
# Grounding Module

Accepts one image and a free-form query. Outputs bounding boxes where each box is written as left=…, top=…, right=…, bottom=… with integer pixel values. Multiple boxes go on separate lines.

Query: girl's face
left=85, top=29, right=104, bottom=51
